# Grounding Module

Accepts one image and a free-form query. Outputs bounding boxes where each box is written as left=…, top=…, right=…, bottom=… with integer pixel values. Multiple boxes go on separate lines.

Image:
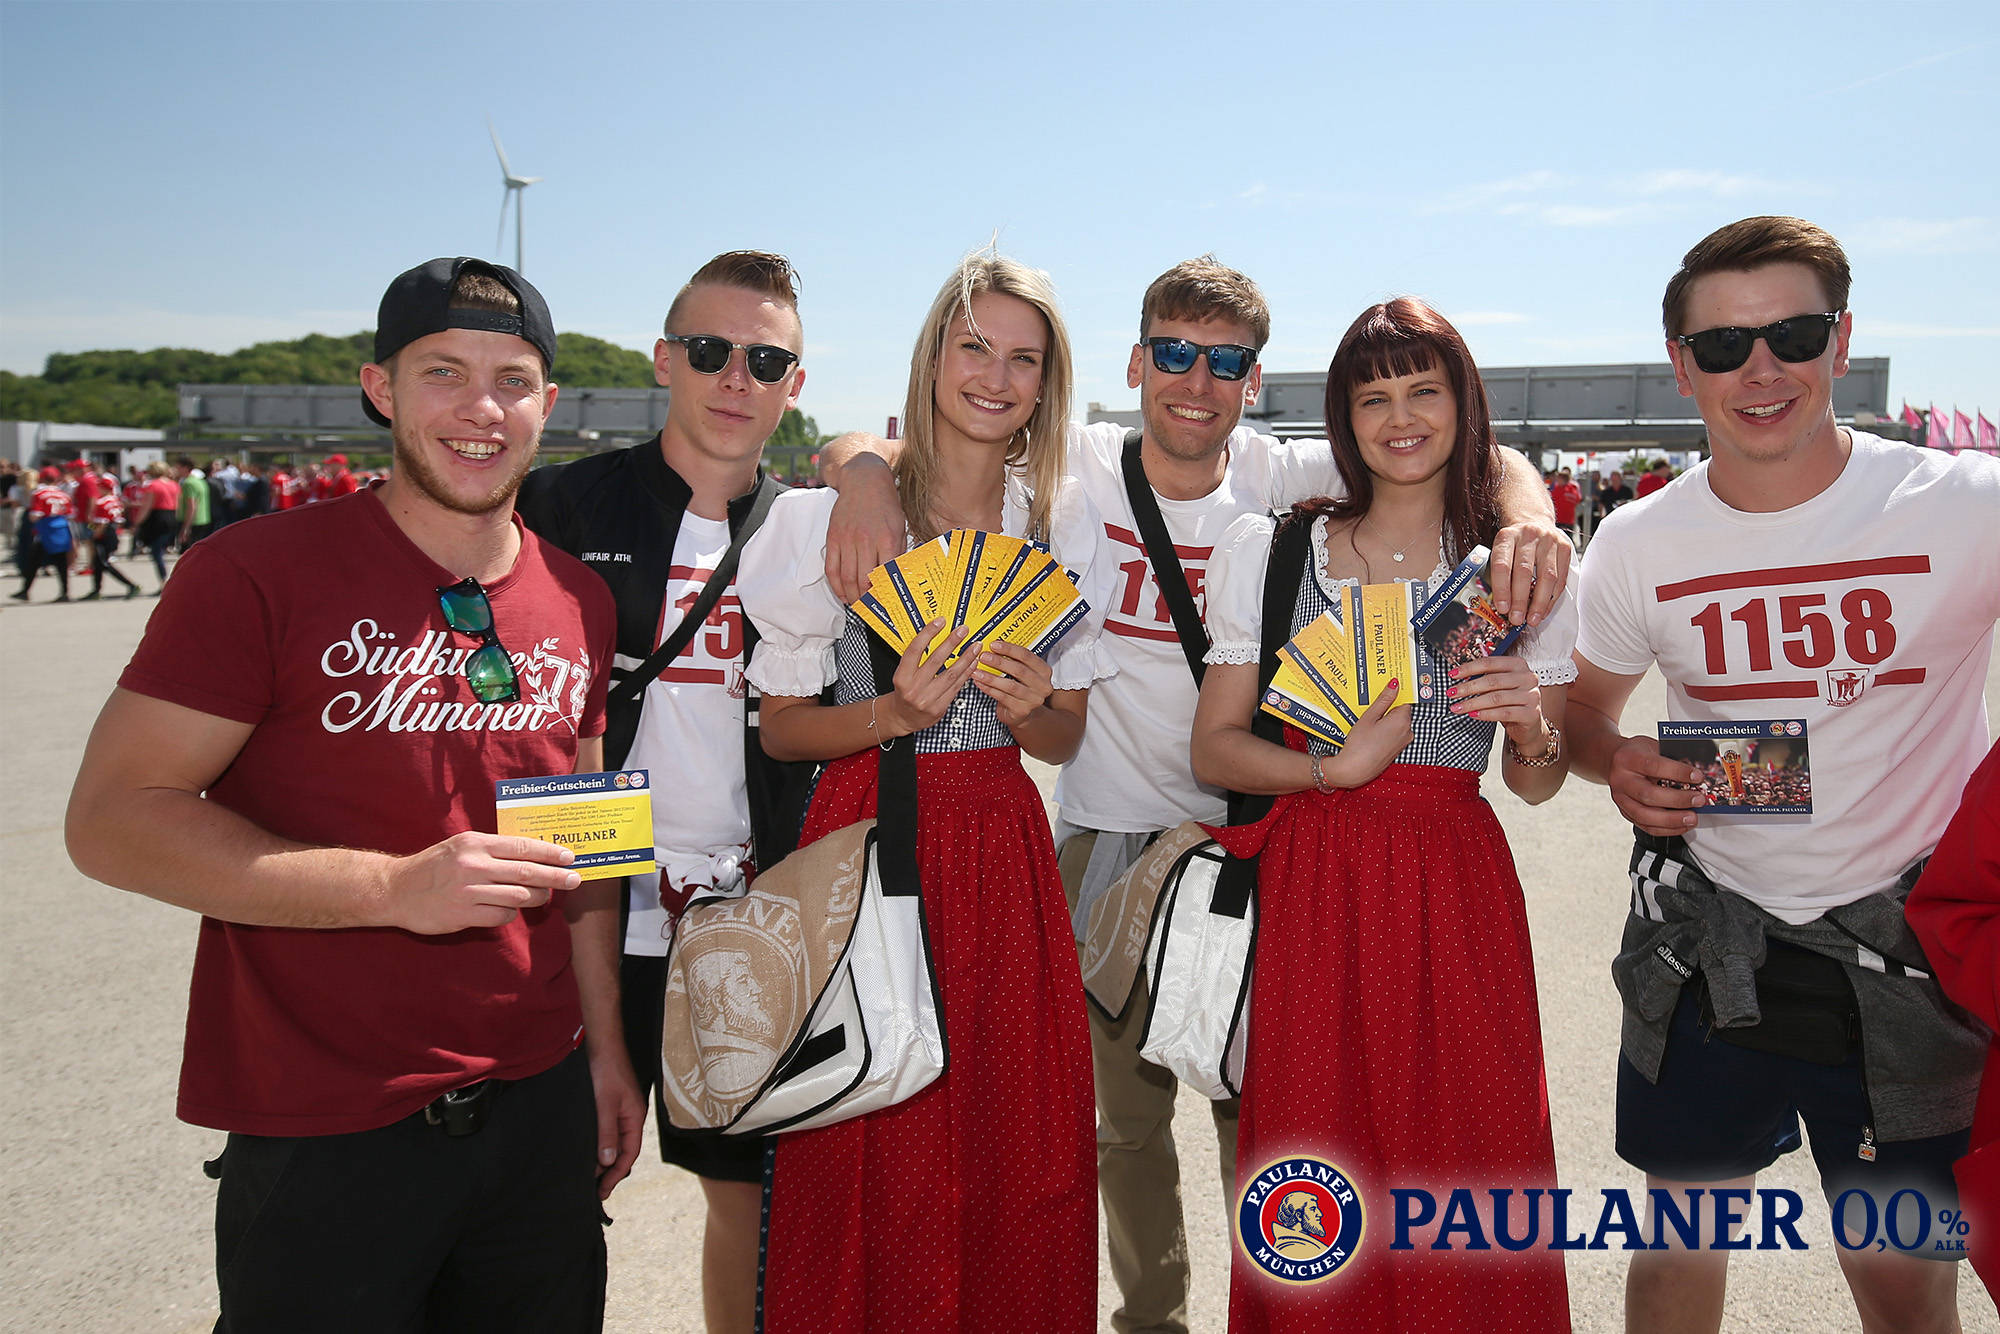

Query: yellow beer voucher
left=852, top=529, right=1090, bottom=673
left=494, top=770, right=656, bottom=881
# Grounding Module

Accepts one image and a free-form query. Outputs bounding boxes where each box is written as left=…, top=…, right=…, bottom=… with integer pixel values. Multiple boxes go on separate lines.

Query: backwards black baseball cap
left=364, top=258, right=558, bottom=427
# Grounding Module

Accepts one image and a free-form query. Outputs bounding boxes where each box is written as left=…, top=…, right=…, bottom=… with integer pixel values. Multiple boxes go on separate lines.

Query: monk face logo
left=691, top=949, right=773, bottom=1044
left=1236, top=1156, right=1366, bottom=1285
left=675, top=900, right=809, bottom=1108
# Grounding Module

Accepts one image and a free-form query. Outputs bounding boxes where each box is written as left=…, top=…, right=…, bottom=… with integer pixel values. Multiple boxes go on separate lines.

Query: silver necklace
left=1360, top=512, right=1439, bottom=564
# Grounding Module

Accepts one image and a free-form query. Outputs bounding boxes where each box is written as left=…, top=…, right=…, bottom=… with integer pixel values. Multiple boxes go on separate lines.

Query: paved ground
left=4, top=566, right=1996, bottom=1332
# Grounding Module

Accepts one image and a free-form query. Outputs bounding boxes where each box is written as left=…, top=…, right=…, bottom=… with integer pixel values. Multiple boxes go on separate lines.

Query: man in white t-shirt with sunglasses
left=821, top=255, right=1569, bottom=1334
left=1568, top=215, right=2000, bottom=1334
left=519, top=250, right=813, bottom=1334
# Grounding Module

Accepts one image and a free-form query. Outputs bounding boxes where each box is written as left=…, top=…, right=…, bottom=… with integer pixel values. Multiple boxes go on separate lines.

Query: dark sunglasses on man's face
left=1144, top=337, right=1259, bottom=382
left=1675, top=312, right=1840, bottom=375
left=436, top=577, right=520, bottom=704
left=664, top=334, right=799, bottom=385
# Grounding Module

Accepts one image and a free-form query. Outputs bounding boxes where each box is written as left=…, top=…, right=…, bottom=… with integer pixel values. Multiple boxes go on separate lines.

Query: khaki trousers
left=1059, top=830, right=1239, bottom=1334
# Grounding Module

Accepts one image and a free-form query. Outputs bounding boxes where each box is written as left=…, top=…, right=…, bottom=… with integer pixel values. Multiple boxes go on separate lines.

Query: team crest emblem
left=1824, top=667, right=1871, bottom=707
left=1236, top=1155, right=1366, bottom=1284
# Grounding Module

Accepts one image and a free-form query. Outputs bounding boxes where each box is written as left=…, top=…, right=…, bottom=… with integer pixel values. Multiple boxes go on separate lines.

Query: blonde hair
left=896, top=251, right=1071, bottom=546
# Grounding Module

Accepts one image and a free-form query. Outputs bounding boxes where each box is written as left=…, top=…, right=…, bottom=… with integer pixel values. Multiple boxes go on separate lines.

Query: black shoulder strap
left=864, top=632, right=922, bottom=899
left=1119, top=429, right=1208, bottom=684
left=1225, top=513, right=1315, bottom=826
left=609, top=475, right=782, bottom=711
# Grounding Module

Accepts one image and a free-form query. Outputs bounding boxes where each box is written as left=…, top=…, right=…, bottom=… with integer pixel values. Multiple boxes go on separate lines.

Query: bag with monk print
left=658, top=637, right=945, bottom=1135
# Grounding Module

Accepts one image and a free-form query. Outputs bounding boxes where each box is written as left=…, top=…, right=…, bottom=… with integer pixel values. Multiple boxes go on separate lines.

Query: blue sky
left=2, top=1, right=1995, bottom=435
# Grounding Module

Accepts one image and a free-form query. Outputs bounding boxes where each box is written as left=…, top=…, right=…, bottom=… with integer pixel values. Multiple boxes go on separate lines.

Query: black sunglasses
left=436, top=577, right=520, bottom=704
left=664, top=334, right=799, bottom=385
left=1144, top=337, right=1258, bottom=382
left=1675, top=312, right=1840, bottom=375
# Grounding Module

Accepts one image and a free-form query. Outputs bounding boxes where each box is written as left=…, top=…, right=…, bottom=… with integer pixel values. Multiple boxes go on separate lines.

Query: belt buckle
left=423, top=1081, right=495, bottom=1137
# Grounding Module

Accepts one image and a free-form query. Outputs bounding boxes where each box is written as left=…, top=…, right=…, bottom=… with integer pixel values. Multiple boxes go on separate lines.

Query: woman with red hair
left=1192, top=298, right=1575, bottom=1331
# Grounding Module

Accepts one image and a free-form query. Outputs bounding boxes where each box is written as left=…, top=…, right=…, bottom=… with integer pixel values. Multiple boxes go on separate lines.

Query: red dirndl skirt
left=1210, top=763, right=1570, bottom=1333
left=759, top=745, right=1096, bottom=1334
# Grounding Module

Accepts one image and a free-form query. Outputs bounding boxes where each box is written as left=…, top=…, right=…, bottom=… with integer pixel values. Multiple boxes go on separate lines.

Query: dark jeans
left=210, top=1047, right=606, bottom=1333
left=89, top=526, right=136, bottom=592
left=137, top=513, right=175, bottom=583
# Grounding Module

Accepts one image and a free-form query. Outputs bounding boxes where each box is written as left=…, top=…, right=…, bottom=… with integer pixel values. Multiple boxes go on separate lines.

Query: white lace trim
left=1534, top=660, right=1578, bottom=686
left=1204, top=642, right=1260, bottom=666
left=1308, top=514, right=1447, bottom=597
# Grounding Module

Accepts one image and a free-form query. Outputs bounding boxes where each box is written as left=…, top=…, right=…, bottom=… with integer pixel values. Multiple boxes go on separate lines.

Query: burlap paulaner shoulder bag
left=659, top=634, right=946, bottom=1135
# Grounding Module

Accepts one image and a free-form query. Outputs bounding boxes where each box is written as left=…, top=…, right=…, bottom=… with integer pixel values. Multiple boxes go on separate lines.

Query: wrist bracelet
left=1507, top=719, right=1562, bottom=768
left=868, top=696, right=893, bottom=752
left=1309, top=751, right=1339, bottom=794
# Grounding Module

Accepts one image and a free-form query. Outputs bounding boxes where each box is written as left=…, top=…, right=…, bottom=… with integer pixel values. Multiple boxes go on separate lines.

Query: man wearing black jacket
left=517, top=250, right=807, bottom=1334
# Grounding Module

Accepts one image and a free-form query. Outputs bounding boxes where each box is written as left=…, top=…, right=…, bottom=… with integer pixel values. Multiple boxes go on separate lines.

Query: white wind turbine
left=487, top=116, right=542, bottom=274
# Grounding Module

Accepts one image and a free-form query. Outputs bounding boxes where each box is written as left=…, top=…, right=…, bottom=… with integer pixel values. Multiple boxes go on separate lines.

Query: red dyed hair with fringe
left=1291, top=298, right=1500, bottom=565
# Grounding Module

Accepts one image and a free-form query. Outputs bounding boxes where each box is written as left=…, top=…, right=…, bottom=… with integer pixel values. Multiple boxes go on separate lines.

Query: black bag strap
left=864, top=632, right=922, bottom=899
left=610, top=474, right=782, bottom=711
left=1119, top=429, right=1208, bottom=685
left=1225, top=513, right=1315, bottom=827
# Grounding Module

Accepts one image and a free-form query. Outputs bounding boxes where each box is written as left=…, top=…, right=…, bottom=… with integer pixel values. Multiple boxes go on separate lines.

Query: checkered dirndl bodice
left=832, top=612, right=1017, bottom=754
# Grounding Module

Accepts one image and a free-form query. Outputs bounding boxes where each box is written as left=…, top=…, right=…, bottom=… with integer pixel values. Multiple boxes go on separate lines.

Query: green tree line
left=0, top=331, right=657, bottom=429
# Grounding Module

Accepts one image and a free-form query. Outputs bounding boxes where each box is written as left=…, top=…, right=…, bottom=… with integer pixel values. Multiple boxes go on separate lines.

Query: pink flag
left=1956, top=409, right=1975, bottom=453
left=1929, top=404, right=1953, bottom=450
left=1902, top=401, right=1923, bottom=431
left=1981, top=413, right=1997, bottom=454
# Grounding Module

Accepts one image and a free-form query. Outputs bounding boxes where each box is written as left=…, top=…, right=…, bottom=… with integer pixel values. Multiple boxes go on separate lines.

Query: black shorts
left=621, top=952, right=770, bottom=1184
left=1618, top=985, right=1967, bottom=1258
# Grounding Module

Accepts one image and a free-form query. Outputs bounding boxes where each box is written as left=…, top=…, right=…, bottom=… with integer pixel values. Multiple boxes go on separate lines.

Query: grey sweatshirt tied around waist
left=1612, top=833, right=1988, bottom=1142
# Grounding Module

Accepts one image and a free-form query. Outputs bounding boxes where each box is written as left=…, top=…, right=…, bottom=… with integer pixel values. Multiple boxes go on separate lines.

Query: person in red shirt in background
left=81, top=484, right=140, bottom=600
left=67, top=459, right=102, bottom=573
left=1551, top=466, right=1582, bottom=539
left=313, top=454, right=357, bottom=502
left=123, top=467, right=147, bottom=558
left=130, top=461, right=180, bottom=592
left=1635, top=458, right=1674, bottom=498
left=1907, top=740, right=2000, bottom=1294
left=12, top=466, right=75, bottom=602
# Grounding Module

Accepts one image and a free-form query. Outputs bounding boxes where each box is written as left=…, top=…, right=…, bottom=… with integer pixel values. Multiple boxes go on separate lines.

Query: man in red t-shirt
left=1635, top=459, right=1674, bottom=497
left=67, top=258, right=642, bottom=1332
left=1550, top=466, right=1582, bottom=537
left=65, top=460, right=101, bottom=573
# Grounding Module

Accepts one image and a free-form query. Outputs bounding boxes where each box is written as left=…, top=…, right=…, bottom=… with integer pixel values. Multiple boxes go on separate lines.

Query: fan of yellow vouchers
left=850, top=530, right=1090, bottom=675
left=1261, top=582, right=1421, bottom=749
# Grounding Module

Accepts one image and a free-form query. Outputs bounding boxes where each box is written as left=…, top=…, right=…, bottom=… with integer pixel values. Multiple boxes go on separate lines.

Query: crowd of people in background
left=2, top=451, right=375, bottom=602
left=1539, top=457, right=1682, bottom=549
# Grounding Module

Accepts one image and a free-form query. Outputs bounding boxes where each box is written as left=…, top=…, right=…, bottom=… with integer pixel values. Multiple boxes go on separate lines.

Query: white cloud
left=1420, top=171, right=1563, bottom=216
left=1845, top=217, right=1997, bottom=256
